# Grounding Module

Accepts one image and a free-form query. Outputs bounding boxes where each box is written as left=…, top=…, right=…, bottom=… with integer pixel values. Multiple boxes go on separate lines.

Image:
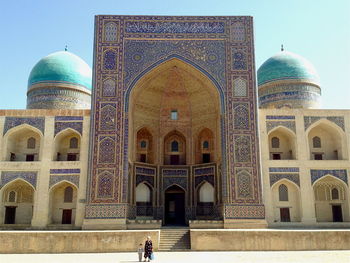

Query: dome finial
left=65, top=45, right=68, bottom=51
left=281, top=44, right=284, bottom=52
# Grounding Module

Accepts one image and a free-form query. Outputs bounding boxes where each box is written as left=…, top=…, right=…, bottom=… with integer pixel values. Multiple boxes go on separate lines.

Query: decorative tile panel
left=269, top=173, right=300, bottom=187
left=233, top=103, right=249, bottom=130
left=269, top=167, right=299, bottom=173
left=4, top=117, right=45, bottom=135
left=266, top=120, right=296, bottom=133
left=49, top=175, right=80, bottom=188
left=233, top=77, right=247, bottom=97
left=0, top=171, right=37, bottom=189
left=225, top=204, right=265, bottom=219
left=85, top=204, right=126, bottom=219
left=304, top=116, right=345, bottom=131
left=311, top=169, right=348, bottom=185
left=234, top=135, right=251, bottom=162
left=163, top=169, right=188, bottom=176
left=163, top=177, right=187, bottom=191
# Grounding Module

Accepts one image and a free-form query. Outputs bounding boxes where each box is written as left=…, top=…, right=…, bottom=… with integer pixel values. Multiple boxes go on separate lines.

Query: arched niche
left=128, top=58, right=221, bottom=167
left=268, top=127, right=296, bottom=160
left=53, top=129, right=81, bottom=161
left=163, top=130, right=186, bottom=165
left=313, top=175, right=349, bottom=222
left=196, top=181, right=215, bottom=218
left=307, top=121, right=346, bottom=160
left=135, top=127, right=154, bottom=164
left=196, top=128, right=215, bottom=164
left=0, top=179, right=34, bottom=224
left=49, top=181, right=78, bottom=225
left=4, top=125, right=42, bottom=162
left=135, top=182, right=153, bottom=217
left=271, top=180, right=301, bottom=222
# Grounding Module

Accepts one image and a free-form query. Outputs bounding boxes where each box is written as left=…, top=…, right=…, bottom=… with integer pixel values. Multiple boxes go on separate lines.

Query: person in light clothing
left=137, top=243, right=144, bottom=262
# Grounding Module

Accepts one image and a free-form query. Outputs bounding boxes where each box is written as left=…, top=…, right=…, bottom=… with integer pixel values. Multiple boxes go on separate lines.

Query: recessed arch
left=3, top=124, right=43, bottom=162
left=53, top=128, right=81, bottom=161
left=313, top=175, right=349, bottom=222
left=49, top=180, right=78, bottom=225
left=268, top=126, right=297, bottom=160
left=271, top=179, right=301, bottom=222
left=1, top=178, right=35, bottom=224
left=306, top=120, right=347, bottom=160
left=126, top=56, right=224, bottom=112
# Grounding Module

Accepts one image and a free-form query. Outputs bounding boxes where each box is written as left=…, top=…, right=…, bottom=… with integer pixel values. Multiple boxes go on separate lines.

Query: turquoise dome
left=258, top=51, right=320, bottom=86
left=28, top=51, right=92, bottom=89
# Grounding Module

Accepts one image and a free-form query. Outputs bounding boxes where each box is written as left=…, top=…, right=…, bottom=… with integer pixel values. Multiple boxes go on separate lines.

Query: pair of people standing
left=138, top=236, right=153, bottom=262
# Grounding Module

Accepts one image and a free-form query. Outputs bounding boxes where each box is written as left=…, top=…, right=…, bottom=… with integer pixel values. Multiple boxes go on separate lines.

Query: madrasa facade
left=0, top=15, right=349, bottom=230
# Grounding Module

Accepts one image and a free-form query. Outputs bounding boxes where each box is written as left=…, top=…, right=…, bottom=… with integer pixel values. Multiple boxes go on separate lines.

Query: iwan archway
left=128, top=58, right=221, bottom=224
left=84, top=15, right=264, bottom=229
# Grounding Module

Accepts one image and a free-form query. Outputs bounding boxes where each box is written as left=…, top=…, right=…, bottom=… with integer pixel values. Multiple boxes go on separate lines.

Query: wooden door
left=280, top=208, right=291, bottom=222
left=332, top=205, right=343, bottom=222
left=5, top=207, right=16, bottom=224
left=62, top=209, right=72, bottom=224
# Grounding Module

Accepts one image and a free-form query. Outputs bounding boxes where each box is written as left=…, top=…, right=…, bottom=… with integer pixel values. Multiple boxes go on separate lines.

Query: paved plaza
left=1, top=251, right=350, bottom=263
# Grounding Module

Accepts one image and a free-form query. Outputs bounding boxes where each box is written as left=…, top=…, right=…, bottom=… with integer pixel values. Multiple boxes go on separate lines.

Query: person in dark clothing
left=144, top=236, right=153, bottom=262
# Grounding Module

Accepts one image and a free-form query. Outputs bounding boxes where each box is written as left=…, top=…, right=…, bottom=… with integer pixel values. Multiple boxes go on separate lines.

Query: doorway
left=62, top=209, right=72, bottom=224
left=5, top=206, right=16, bottom=224
left=164, top=185, right=186, bottom=225
left=332, top=205, right=343, bottom=222
left=280, top=207, right=291, bottom=222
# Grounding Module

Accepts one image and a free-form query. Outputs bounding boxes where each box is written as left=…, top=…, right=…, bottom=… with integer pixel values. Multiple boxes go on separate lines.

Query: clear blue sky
left=0, top=0, right=349, bottom=109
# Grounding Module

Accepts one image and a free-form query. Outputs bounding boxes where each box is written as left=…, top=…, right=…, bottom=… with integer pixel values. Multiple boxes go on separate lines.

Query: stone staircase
left=159, top=228, right=191, bottom=251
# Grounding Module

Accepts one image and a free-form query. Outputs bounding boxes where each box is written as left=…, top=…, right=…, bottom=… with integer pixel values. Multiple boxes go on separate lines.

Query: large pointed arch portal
left=85, top=15, right=265, bottom=229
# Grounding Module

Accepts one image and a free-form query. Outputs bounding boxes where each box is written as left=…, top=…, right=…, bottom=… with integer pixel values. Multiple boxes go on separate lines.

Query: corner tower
left=258, top=50, right=321, bottom=109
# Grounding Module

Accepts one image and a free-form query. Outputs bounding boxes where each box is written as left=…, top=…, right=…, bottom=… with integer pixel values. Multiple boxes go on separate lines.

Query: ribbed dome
left=28, top=51, right=92, bottom=90
left=257, top=51, right=320, bottom=87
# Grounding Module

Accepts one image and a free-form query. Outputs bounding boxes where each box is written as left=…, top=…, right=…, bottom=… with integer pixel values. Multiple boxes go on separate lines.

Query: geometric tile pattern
left=266, top=120, right=296, bottom=133
left=304, top=116, right=345, bottom=131
left=103, top=79, right=116, bottom=97
left=49, top=175, right=80, bottom=188
left=311, top=169, right=348, bottom=185
left=233, top=77, right=247, bottom=97
left=85, top=204, right=126, bottom=219
left=233, top=103, right=249, bottom=130
left=3, top=117, right=45, bottom=135
left=104, top=22, right=118, bottom=42
left=54, top=117, right=83, bottom=136
left=236, top=170, right=252, bottom=198
left=225, top=204, right=265, bottom=219
left=269, top=173, right=300, bottom=187
left=269, top=167, right=299, bottom=173
left=231, top=22, right=246, bottom=42
left=0, top=171, right=37, bottom=189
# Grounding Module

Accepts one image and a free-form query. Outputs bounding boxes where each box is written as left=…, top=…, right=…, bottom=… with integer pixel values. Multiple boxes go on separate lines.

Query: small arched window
left=271, top=137, right=280, bottom=148
left=8, top=191, right=16, bottom=202
left=140, top=140, right=147, bottom=149
left=331, top=188, right=339, bottom=200
left=171, top=141, right=179, bottom=152
left=313, top=136, right=321, bottom=148
left=27, top=137, right=36, bottom=149
left=64, top=186, right=73, bottom=203
left=279, top=184, right=288, bottom=201
left=203, top=141, right=209, bottom=149
left=70, top=137, right=78, bottom=149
